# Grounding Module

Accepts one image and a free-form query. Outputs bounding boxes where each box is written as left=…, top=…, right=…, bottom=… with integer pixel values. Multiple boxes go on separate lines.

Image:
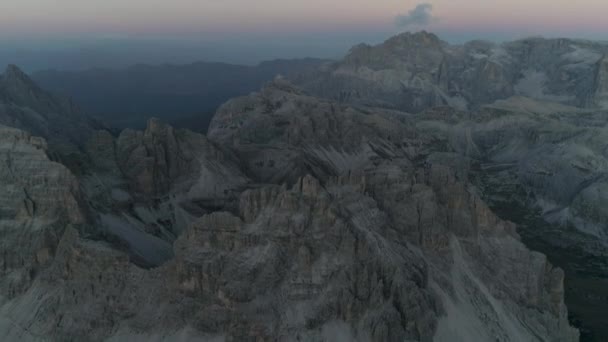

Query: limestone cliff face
left=414, top=98, right=608, bottom=243
left=115, top=118, right=248, bottom=199
left=206, top=83, right=578, bottom=340
left=80, top=119, right=250, bottom=267
left=170, top=176, right=438, bottom=341
left=0, top=125, right=85, bottom=302
left=412, top=98, right=608, bottom=340
left=0, top=167, right=576, bottom=341
left=209, top=78, right=422, bottom=184
left=592, top=55, right=608, bottom=108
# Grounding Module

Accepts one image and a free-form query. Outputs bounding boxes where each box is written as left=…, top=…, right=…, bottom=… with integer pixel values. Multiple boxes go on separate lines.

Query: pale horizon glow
left=1, top=0, right=607, bottom=40
left=1, top=0, right=607, bottom=71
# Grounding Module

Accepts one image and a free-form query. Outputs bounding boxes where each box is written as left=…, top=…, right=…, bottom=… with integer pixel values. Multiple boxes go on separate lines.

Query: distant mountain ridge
left=296, top=31, right=608, bottom=113
left=32, top=32, right=608, bottom=132
left=32, top=58, right=328, bottom=131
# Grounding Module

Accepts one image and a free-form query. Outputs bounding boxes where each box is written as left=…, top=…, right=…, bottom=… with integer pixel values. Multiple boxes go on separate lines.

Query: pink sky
left=0, top=0, right=607, bottom=39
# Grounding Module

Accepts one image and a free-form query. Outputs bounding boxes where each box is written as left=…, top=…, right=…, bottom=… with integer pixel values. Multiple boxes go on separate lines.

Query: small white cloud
left=395, top=3, right=436, bottom=28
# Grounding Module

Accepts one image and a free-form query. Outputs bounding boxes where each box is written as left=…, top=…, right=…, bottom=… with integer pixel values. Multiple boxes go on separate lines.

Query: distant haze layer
left=0, top=0, right=606, bottom=70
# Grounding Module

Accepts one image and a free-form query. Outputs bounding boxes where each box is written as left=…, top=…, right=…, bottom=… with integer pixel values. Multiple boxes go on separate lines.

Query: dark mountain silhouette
left=32, top=58, right=328, bottom=131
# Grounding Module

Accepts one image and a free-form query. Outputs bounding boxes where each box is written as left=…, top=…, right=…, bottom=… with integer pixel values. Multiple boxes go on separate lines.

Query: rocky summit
left=0, top=60, right=584, bottom=342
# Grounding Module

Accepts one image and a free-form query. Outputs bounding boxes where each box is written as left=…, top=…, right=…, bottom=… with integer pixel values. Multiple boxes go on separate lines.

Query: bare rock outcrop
left=0, top=166, right=576, bottom=341
left=198, top=83, right=577, bottom=341
left=81, top=119, right=250, bottom=267
left=592, top=55, right=608, bottom=108
left=209, top=78, right=422, bottom=184
left=115, top=118, right=248, bottom=199
left=0, top=125, right=85, bottom=304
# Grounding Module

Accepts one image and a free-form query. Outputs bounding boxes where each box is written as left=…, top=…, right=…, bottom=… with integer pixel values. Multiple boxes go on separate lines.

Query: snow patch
left=562, top=45, right=602, bottom=65
left=514, top=70, right=574, bottom=103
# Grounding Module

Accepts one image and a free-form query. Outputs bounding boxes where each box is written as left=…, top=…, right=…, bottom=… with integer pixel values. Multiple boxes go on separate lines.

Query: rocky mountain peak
left=262, top=75, right=304, bottom=95
left=0, top=64, right=42, bottom=98
left=3, top=64, right=29, bottom=81
left=0, top=63, right=62, bottom=108
left=0, top=64, right=102, bottom=157
left=352, top=30, right=446, bottom=61
left=298, top=32, right=608, bottom=113
left=386, top=30, right=443, bottom=48
left=145, top=117, right=173, bottom=136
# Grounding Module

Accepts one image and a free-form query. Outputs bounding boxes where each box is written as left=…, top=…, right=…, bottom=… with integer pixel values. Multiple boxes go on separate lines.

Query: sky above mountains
left=2, top=0, right=606, bottom=38
left=1, top=0, right=606, bottom=71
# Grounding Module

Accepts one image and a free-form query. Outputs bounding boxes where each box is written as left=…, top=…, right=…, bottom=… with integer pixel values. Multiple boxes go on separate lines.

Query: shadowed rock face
left=31, top=58, right=329, bottom=131
left=208, top=78, right=423, bottom=184
left=0, top=125, right=86, bottom=302
left=0, top=75, right=578, bottom=341
left=115, top=118, right=248, bottom=198
left=0, top=65, right=99, bottom=156
left=80, top=118, right=250, bottom=267
left=592, top=55, right=608, bottom=108
left=295, top=31, right=608, bottom=113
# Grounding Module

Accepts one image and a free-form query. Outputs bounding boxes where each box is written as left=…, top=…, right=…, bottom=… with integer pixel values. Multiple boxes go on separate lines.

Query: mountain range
left=298, top=31, right=608, bottom=112
left=1, top=31, right=607, bottom=341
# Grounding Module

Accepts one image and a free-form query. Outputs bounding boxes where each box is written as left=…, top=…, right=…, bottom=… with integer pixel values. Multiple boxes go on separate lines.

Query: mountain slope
left=412, top=98, right=608, bottom=341
left=0, top=64, right=100, bottom=156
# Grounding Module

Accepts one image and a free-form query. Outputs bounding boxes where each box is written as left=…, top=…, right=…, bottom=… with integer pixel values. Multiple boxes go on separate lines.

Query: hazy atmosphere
left=1, top=1, right=608, bottom=341
left=2, top=0, right=607, bottom=70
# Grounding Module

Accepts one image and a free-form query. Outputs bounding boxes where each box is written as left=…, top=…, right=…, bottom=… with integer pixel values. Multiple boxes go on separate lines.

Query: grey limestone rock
left=0, top=64, right=580, bottom=341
